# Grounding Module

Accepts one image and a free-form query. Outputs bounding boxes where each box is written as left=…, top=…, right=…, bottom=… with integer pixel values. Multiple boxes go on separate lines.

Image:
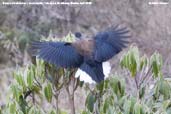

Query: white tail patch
left=75, top=61, right=111, bottom=84
left=75, top=69, right=96, bottom=84
left=102, top=61, right=111, bottom=79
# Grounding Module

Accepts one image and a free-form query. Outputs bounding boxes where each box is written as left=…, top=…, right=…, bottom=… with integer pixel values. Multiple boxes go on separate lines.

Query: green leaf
left=49, top=110, right=56, bottom=114
left=153, top=81, right=160, bottom=100
left=120, top=46, right=140, bottom=77
left=103, top=97, right=113, bottom=113
left=140, top=55, right=148, bottom=71
left=110, top=77, right=125, bottom=98
left=123, top=97, right=136, bottom=114
left=32, top=85, right=41, bottom=94
left=96, top=81, right=104, bottom=95
left=118, top=96, right=127, bottom=107
left=150, top=52, right=163, bottom=78
left=44, top=83, right=53, bottom=102
left=85, top=92, right=96, bottom=112
left=15, top=72, right=25, bottom=87
left=27, top=68, right=34, bottom=87
left=59, top=110, right=67, bottom=114
left=152, top=60, right=158, bottom=77
left=18, top=110, right=24, bottom=114
left=10, top=85, right=22, bottom=102
left=106, top=106, right=115, bottom=114
left=130, top=52, right=137, bottom=77
left=139, top=86, right=145, bottom=99
left=133, top=103, right=143, bottom=114
left=28, top=107, right=36, bottom=114
left=63, top=32, right=75, bottom=43
left=163, top=100, right=171, bottom=110
left=81, top=110, right=91, bottom=114
left=123, top=100, right=132, bottom=114
left=18, top=95, right=28, bottom=114
left=9, top=103, right=16, bottom=114
left=159, top=80, right=171, bottom=99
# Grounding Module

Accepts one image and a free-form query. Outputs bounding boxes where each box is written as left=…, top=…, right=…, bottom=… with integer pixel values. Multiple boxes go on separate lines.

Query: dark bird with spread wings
left=31, top=26, right=130, bottom=83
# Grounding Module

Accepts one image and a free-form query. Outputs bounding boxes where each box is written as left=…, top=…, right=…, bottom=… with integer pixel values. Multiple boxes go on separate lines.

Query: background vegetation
left=0, top=0, right=171, bottom=114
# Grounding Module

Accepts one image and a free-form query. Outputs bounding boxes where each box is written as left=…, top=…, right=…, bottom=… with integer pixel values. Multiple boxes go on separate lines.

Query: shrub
left=1, top=37, right=171, bottom=114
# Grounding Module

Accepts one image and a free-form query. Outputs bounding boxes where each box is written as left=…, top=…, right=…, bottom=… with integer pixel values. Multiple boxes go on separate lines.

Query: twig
left=65, top=73, right=76, bottom=114
left=24, top=89, right=32, bottom=99
left=135, top=75, right=139, bottom=90
left=54, top=91, right=60, bottom=114
left=33, top=75, right=42, bottom=88
left=139, top=66, right=152, bottom=87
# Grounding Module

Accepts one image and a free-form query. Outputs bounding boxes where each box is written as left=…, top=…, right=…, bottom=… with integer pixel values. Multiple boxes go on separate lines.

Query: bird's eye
left=75, top=32, right=82, bottom=38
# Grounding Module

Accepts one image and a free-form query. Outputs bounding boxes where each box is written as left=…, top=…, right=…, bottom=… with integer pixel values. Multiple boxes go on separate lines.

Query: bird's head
left=74, top=32, right=82, bottom=40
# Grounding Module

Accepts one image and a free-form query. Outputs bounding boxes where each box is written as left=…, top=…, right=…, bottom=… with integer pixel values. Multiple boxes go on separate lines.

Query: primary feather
left=31, top=41, right=83, bottom=68
left=94, top=26, right=129, bottom=62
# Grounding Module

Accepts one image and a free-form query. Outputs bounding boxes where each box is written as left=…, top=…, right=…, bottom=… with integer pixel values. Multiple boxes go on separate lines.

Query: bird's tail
left=75, top=62, right=111, bottom=84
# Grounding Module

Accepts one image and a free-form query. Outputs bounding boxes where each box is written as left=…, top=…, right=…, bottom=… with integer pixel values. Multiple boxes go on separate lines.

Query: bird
left=31, top=25, right=130, bottom=84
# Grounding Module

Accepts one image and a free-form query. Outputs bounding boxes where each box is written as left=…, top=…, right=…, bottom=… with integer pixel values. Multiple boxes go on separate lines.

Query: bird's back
left=72, top=38, right=95, bottom=57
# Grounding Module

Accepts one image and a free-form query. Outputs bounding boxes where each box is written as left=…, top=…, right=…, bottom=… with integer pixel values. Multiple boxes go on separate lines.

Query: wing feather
left=31, top=41, right=83, bottom=68
left=94, top=25, right=130, bottom=62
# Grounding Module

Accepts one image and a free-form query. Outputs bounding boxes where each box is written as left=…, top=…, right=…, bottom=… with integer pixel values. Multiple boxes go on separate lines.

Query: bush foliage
left=1, top=35, right=171, bottom=114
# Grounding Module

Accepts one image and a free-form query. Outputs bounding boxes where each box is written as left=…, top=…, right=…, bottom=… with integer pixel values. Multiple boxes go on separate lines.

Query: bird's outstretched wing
left=94, top=25, right=130, bottom=62
left=31, top=41, right=83, bottom=68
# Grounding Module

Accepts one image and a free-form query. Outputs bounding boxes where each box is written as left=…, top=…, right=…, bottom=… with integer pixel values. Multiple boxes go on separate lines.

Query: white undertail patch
left=75, top=61, right=111, bottom=84
left=75, top=68, right=96, bottom=84
left=102, top=61, right=111, bottom=79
